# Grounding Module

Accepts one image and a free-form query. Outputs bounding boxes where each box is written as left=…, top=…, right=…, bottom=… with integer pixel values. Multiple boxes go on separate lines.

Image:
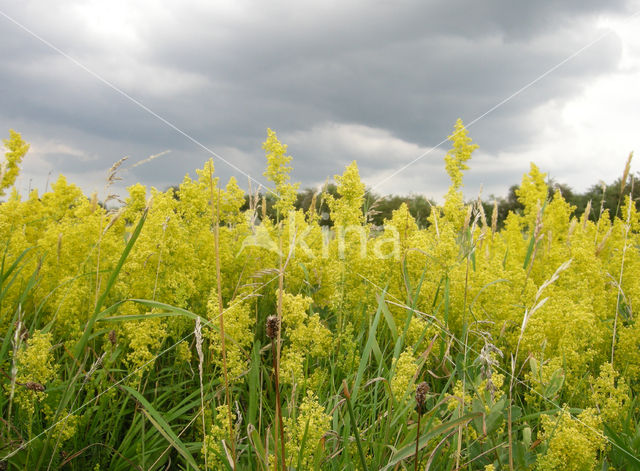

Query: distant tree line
left=247, top=172, right=638, bottom=228
left=169, top=171, right=639, bottom=229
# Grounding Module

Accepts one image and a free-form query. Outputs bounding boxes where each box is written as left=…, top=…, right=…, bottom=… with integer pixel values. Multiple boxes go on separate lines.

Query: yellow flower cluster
left=284, top=390, right=330, bottom=469
left=443, top=118, right=478, bottom=229
left=263, top=129, right=299, bottom=216
left=121, top=307, right=167, bottom=381
left=536, top=407, right=605, bottom=471
left=280, top=293, right=332, bottom=386
left=1, top=123, right=639, bottom=468
left=207, top=291, right=255, bottom=382
left=1, top=130, right=29, bottom=196
left=590, top=362, right=630, bottom=428
left=203, top=404, right=235, bottom=469
left=12, top=330, right=57, bottom=416
left=390, top=349, right=418, bottom=403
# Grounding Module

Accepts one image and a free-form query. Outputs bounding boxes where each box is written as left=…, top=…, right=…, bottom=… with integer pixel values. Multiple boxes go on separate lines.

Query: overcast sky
left=1, top=1, right=639, bottom=203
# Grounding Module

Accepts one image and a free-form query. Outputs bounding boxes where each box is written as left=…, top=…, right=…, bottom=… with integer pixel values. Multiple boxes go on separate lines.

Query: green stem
left=342, top=380, right=368, bottom=471
left=414, top=412, right=421, bottom=471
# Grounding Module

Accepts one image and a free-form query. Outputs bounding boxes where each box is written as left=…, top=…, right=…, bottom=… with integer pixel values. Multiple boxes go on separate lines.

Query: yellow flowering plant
left=0, top=123, right=638, bottom=470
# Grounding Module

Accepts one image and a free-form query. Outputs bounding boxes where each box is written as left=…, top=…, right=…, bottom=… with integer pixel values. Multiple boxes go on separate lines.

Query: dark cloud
left=0, top=0, right=635, bottom=200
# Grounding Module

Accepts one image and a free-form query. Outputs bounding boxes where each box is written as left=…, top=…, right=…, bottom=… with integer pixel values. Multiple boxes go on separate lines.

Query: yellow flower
left=443, top=119, right=477, bottom=228
left=263, top=129, right=299, bottom=216
left=284, top=391, right=330, bottom=469
left=391, top=349, right=418, bottom=403
left=537, top=407, right=605, bottom=471
left=11, top=330, right=57, bottom=415
left=1, top=129, right=29, bottom=196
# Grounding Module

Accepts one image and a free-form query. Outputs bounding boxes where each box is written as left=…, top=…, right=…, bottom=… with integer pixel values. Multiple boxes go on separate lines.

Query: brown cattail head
left=415, top=381, right=429, bottom=414
left=24, top=381, right=45, bottom=392
left=266, top=315, right=280, bottom=340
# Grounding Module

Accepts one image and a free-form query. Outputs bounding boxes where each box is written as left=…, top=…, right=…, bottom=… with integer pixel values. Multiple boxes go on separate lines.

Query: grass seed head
left=415, top=381, right=429, bottom=414
left=266, top=315, right=280, bottom=339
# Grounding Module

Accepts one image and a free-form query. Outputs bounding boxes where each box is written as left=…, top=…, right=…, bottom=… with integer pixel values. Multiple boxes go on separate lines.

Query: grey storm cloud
left=0, top=0, right=635, bottom=200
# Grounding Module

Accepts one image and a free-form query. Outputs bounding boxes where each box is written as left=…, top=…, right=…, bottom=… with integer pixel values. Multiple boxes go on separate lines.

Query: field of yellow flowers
left=1, top=122, right=639, bottom=470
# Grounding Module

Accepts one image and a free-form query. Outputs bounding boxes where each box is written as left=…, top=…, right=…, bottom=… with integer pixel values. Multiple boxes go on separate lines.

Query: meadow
left=1, top=121, right=639, bottom=470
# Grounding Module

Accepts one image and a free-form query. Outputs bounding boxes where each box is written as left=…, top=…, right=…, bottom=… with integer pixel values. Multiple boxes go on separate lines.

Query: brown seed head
left=266, top=315, right=280, bottom=339
left=415, top=381, right=429, bottom=414
left=24, top=381, right=45, bottom=392
left=109, top=329, right=117, bottom=346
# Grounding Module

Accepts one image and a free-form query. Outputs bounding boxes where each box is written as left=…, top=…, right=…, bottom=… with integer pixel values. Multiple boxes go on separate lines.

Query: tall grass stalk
left=509, top=259, right=572, bottom=470
left=611, top=192, right=631, bottom=365
left=275, top=232, right=286, bottom=471
left=414, top=382, right=428, bottom=471
left=195, top=317, right=207, bottom=470
left=342, top=380, right=368, bottom=471
left=266, top=315, right=285, bottom=471
left=615, top=152, right=633, bottom=218
left=209, top=174, right=235, bottom=470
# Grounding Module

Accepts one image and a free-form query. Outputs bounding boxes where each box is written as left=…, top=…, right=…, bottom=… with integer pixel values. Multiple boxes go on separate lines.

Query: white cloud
left=489, top=11, right=640, bottom=194
left=2, top=1, right=638, bottom=202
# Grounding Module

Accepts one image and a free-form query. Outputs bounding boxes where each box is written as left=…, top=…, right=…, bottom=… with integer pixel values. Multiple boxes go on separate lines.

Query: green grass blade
left=74, top=208, right=148, bottom=359
left=352, top=295, right=384, bottom=402
left=382, top=413, right=482, bottom=470
left=121, top=385, right=201, bottom=471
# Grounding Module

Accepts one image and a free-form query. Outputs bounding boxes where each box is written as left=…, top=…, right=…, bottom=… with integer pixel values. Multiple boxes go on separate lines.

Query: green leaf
left=248, top=425, right=269, bottom=471
left=352, top=295, right=384, bottom=402
left=544, top=369, right=564, bottom=398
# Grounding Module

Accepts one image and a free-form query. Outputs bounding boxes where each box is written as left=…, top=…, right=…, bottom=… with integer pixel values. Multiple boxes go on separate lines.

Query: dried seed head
left=596, top=227, right=613, bottom=256
left=415, top=381, right=429, bottom=414
left=262, top=195, right=267, bottom=222
left=462, top=205, right=472, bottom=231
left=103, top=208, right=123, bottom=234
left=90, top=192, right=98, bottom=212
left=477, top=198, right=487, bottom=228
left=109, top=329, right=117, bottom=346
left=533, top=203, right=543, bottom=238
left=24, top=381, right=45, bottom=392
left=266, top=315, right=280, bottom=339
left=583, top=200, right=592, bottom=229
left=491, top=200, right=498, bottom=235
left=568, top=219, right=577, bottom=237
left=308, top=191, right=318, bottom=220
left=620, top=151, right=633, bottom=197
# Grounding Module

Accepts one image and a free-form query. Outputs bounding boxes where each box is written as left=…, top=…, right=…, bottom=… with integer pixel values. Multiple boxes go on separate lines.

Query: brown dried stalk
left=266, top=315, right=286, bottom=470
left=210, top=169, right=236, bottom=470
